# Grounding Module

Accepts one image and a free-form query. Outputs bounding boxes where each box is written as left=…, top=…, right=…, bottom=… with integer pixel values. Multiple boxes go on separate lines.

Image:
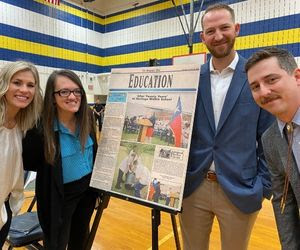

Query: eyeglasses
left=54, top=88, right=83, bottom=97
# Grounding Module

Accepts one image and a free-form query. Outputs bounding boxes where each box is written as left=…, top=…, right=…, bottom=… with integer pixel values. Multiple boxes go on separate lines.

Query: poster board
left=90, top=64, right=200, bottom=212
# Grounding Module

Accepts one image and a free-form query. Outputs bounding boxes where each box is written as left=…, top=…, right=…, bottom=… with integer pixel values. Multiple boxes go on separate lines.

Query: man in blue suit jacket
left=179, top=4, right=274, bottom=250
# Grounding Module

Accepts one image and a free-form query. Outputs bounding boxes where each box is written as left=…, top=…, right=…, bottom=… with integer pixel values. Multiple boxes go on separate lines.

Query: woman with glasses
left=0, top=61, right=42, bottom=247
left=23, top=70, right=98, bottom=250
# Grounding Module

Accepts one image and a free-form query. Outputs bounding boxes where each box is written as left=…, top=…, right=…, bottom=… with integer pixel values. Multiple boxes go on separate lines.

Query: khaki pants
left=179, top=179, right=259, bottom=250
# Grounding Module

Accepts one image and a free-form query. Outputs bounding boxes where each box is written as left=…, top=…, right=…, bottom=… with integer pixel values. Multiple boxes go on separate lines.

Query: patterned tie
left=280, top=122, right=294, bottom=213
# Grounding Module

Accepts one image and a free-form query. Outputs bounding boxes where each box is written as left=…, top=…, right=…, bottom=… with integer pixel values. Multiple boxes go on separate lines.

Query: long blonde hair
left=0, top=61, right=43, bottom=131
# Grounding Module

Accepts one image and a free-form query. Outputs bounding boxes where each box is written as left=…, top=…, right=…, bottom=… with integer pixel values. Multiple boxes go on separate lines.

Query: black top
left=22, top=124, right=98, bottom=249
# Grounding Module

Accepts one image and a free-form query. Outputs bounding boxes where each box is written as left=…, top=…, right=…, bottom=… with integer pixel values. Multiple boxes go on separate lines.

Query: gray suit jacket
left=262, top=122, right=300, bottom=250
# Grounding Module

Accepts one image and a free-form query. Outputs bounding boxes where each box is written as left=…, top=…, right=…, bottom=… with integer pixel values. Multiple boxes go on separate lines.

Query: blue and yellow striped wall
left=0, top=0, right=299, bottom=74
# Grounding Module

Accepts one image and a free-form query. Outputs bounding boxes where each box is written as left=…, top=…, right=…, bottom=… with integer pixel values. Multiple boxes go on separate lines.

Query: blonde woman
left=0, top=61, right=42, bottom=247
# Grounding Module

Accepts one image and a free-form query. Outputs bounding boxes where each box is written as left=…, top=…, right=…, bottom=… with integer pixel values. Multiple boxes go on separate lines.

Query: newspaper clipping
left=90, top=65, right=200, bottom=211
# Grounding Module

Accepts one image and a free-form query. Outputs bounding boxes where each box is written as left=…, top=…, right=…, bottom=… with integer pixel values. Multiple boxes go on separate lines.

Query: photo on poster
left=111, top=141, right=155, bottom=200
left=122, top=94, right=193, bottom=149
left=147, top=178, right=181, bottom=209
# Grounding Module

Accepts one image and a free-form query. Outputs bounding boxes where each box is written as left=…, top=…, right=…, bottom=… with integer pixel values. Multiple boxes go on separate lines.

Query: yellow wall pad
left=34, top=0, right=104, bottom=25
left=106, top=0, right=190, bottom=24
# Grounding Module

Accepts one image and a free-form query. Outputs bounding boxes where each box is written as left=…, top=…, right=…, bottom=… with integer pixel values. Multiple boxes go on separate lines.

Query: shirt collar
left=54, top=119, right=79, bottom=136
left=277, top=107, right=300, bottom=137
left=209, top=52, right=239, bottom=73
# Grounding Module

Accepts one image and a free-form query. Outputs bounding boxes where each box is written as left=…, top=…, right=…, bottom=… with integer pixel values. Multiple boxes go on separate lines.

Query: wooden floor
left=91, top=197, right=280, bottom=250
left=5, top=192, right=280, bottom=250
left=90, top=133, right=280, bottom=249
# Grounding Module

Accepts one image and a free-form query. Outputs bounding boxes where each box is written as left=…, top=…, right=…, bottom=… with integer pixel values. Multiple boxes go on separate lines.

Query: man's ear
left=235, top=23, right=240, bottom=36
left=200, top=32, right=205, bottom=43
left=295, top=68, right=300, bottom=86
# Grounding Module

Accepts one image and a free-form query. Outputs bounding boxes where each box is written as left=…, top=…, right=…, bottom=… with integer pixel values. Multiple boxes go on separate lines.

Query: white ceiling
left=69, top=0, right=159, bottom=16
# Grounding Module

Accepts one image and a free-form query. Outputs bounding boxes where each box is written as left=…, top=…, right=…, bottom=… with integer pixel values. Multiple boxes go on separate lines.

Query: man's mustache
left=212, top=40, right=228, bottom=46
left=260, top=95, right=280, bottom=105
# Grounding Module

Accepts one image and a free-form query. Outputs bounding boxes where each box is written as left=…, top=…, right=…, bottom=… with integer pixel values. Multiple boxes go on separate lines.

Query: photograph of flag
left=169, top=97, right=182, bottom=147
left=45, top=0, right=60, bottom=5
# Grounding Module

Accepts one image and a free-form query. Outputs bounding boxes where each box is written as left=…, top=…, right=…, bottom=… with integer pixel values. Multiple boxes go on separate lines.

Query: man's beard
left=207, top=37, right=235, bottom=58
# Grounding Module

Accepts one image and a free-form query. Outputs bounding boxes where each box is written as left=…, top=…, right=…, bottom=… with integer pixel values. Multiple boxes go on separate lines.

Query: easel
left=85, top=191, right=110, bottom=250
left=152, top=208, right=181, bottom=250
left=84, top=191, right=181, bottom=250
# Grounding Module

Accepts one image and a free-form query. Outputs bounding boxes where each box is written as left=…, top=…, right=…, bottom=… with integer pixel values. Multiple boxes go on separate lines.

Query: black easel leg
left=171, top=214, right=181, bottom=250
left=85, top=193, right=110, bottom=250
left=152, top=209, right=161, bottom=250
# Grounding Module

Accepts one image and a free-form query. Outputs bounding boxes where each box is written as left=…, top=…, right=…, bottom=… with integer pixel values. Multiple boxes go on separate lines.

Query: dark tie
left=280, top=122, right=294, bottom=213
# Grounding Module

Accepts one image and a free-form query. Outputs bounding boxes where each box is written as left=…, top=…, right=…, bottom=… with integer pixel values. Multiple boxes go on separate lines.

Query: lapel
left=199, top=63, right=216, bottom=132
left=274, top=124, right=289, bottom=169
left=216, top=57, right=247, bottom=134
left=53, top=131, right=64, bottom=197
left=274, top=124, right=300, bottom=201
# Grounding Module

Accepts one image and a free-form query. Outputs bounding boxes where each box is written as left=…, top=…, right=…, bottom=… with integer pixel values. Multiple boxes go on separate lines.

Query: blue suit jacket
left=184, top=56, right=274, bottom=214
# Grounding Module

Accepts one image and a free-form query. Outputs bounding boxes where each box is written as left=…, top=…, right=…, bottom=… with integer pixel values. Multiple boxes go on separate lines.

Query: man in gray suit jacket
left=246, top=47, right=300, bottom=250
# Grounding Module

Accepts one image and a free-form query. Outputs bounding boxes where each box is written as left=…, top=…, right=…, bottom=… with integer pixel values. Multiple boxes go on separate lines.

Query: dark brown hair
left=43, top=69, right=91, bottom=164
left=245, top=47, right=297, bottom=74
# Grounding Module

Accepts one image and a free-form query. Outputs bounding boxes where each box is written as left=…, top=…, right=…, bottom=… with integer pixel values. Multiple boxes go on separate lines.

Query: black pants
left=0, top=200, right=12, bottom=248
left=49, top=174, right=96, bottom=250
left=94, top=115, right=102, bottom=132
left=115, top=169, right=124, bottom=189
left=97, top=117, right=102, bottom=132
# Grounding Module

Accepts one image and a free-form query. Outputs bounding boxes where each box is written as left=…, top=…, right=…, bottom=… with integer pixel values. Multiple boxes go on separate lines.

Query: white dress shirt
left=135, top=161, right=151, bottom=185
left=209, top=53, right=239, bottom=171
